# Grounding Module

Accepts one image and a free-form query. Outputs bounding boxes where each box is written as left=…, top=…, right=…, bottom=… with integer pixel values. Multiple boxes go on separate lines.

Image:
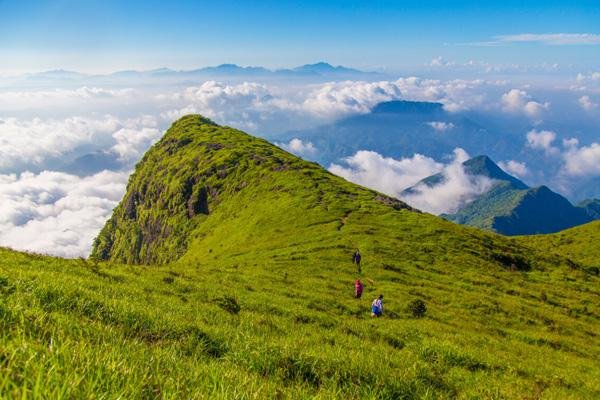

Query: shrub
left=214, top=295, right=241, bottom=314
left=278, top=355, right=321, bottom=387
left=385, top=335, right=405, bottom=349
left=408, top=299, right=427, bottom=318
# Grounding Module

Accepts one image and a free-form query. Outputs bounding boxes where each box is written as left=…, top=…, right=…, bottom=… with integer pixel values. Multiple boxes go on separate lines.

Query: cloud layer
left=0, top=115, right=162, bottom=173
left=329, top=148, right=495, bottom=215
left=0, top=74, right=598, bottom=257
left=0, top=170, right=128, bottom=257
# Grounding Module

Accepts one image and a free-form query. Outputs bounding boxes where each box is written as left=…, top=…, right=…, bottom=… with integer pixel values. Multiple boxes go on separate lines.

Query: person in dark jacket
left=353, top=249, right=362, bottom=273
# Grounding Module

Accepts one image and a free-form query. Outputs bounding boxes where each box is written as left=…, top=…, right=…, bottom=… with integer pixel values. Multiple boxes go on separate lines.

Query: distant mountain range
left=403, top=155, right=599, bottom=235
left=13, top=62, right=380, bottom=83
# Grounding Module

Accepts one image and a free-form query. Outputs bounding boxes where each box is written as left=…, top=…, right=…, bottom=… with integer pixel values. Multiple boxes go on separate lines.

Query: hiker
left=353, top=249, right=362, bottom=273
left=371, top=294, right=383, bottom=317
left=354, top=279, right=364, bottom=299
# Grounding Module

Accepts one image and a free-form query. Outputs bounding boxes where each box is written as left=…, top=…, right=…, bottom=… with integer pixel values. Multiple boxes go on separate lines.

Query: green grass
left=516, top=221, right=600, bottom=269
left=1, top=115, right=599, bottom=398
left=1, top=244, right=598, bottom=399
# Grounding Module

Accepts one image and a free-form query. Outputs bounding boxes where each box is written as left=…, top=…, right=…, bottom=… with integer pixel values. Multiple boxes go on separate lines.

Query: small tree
left=408, top=299, right=427, bottom=318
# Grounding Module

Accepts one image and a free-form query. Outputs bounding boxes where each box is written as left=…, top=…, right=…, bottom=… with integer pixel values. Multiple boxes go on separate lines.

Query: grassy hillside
left=1, top=242, right=599, bottom=398
left=92, top=115, right=418, bottom=264
left=1, top=115, right=599, bottom=398
left=517, top=220, right=600, bottom=268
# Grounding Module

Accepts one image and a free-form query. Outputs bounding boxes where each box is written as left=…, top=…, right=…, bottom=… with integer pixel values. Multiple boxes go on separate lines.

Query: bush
left=214, top=295, right=241, bottom=314
left=408, top=299, right=427, bottom=318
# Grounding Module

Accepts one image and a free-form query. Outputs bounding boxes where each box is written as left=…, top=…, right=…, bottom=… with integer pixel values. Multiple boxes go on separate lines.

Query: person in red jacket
left=354, top=279, right=364, bottom=299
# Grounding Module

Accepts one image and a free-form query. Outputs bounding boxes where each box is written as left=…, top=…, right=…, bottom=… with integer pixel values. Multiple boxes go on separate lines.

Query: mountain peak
left=292, top=62, right=363, bottom=74
left=463, top=155, right=528, bottom=189
left=371, top=100, right=444, bottom=115
left=91, top=114, right=413, bottom=264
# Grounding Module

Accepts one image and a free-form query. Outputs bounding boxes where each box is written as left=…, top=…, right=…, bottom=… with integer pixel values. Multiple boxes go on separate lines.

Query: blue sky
left=0, top=0, right=599, bottom=73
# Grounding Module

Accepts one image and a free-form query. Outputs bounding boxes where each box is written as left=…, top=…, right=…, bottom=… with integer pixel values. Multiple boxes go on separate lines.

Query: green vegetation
left=1, top=115, right=599, bottom=398
left=517, top=220, right=600, bottom=269
left=413, top=156, right=597, bottom=236
left=446, top=184, right=595, bottom=235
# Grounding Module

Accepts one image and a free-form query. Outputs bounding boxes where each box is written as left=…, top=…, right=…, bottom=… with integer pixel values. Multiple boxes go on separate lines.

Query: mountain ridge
left=11, top=62, right=380, bottom=83
left=92, top=114, right=418, bottom=264
left=404, top=155, right=598, bottom=235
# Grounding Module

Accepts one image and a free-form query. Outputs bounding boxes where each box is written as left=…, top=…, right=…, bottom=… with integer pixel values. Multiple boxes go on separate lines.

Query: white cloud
left=495, top=33, right=600, bottom=45
left=572, top=72, right=600, bottom=91
left=329, top=151, right=443, bottom=196
left=0, top=116, right=119, bottom=171
left=329, top=148, right=493, bottom=215
left=131, top=77, right=502, bottom=136
left=162, top=79, right=406, bottom=130
left=277, top=138, right=317, bottom=157
left=428, top=57, right=455, bottom=67
left=578, top=95, right=598, bottom=110
left=562, top=137, right=579, bottom=148
left=158, top=81, right=283, bottom=132
left=0, top=170, right=128, bottom=257
left=426, top=121, right=455, bottom=132
left=394, top=77, right=487, bottom=112
left=301, top=80, right=402, bottom=118
left=0, top=115, right=161, bottom=172
left=110, top=116, right=162, bottom=162
left=401, top=150, right=495, bottom=215
left=501, top=89, right=550, bottom=117
left=526, top=129, right=559, bottom=155
left=498, top=160, right=529, bottom=177
left=562, top=142, right=600, bottom=177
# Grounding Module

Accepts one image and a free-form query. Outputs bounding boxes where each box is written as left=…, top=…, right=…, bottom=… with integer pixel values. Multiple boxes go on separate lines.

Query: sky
left=1, top=0, right=599, bottom=73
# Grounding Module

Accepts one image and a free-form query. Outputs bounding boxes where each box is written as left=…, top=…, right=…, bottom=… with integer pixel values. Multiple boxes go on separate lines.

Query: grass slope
left=517, top=220, right=600, bottom=268
left=1, top=115, right=598, bottom=398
